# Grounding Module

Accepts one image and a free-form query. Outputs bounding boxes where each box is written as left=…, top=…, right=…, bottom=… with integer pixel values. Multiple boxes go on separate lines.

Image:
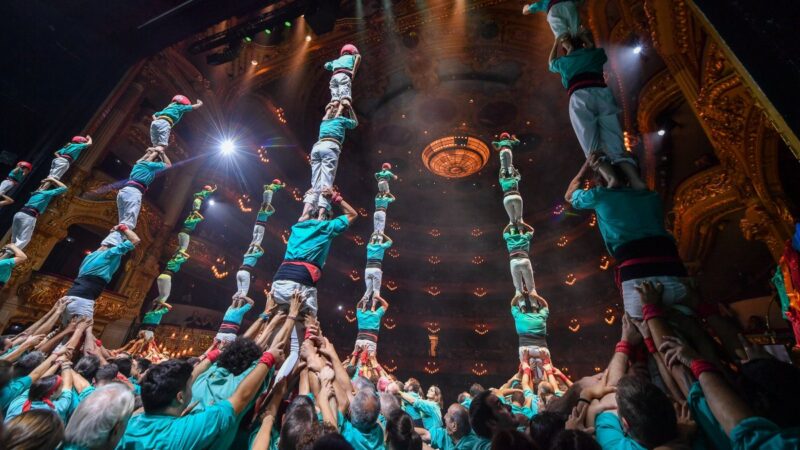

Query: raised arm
left=117, top=226, right=141, bottom=246
left=1, top=334, right=44, bottom=362
left=85, top=135, right=93, bottom=146
left=45, top=177, right=67, bottom=189
left=336, top=192, right=358, bottom=224
left=192, top=99, right=203, bottom=109
left=564, top=158, right=592, bottom=203
left=549, top=37, right=560, bottom=65
left=158, top=150, right=172, bottom=167
left=228, top=345, right=285, bottom=414
left=376, top=295, right=389, bottom=311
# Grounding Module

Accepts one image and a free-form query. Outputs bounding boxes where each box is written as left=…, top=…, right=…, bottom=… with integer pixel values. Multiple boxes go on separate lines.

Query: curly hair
left=141, top=359, right=192, bottom=412
left=216, top=337, right=262, bottom=376
left=75, top=355, right=101, bottom=381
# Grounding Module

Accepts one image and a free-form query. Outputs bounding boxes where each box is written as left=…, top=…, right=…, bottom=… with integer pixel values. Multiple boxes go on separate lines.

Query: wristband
left=305, top=329, right=314, bottom=340
left=641, top=304, right=665, bottom=321
left=117, top=224, right=128, bottom=232
left=546, top=369, right=554, bottom=376
left=259, top=351, right=276, bottom=367
left=690, top=359, right=719, bottom=379
left=615, top=340, right=632, bottom=356
left=287, top=315, right=298, bottom=322
left=644, top=337, right=657, bottom=353
left=95, top=339, right=103, bottom=347
left=331, top=194, right=343, bottom=205
left=205, top=348, right=221, bottom=363
left=258, top=313, right=270, bottom=321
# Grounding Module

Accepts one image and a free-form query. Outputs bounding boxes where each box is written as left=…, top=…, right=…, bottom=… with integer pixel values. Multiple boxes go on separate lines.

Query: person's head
left=110, top=356, right=132, bottom=378
left=280, top=395, right=317, bottom=450
left=141, top=359, right=193, bottom=413
left=29, top=374, right=64, bottom=404
left=16, top=161, right=32, bottom=175
left=386, top=409, right=422, bottom=450
left=0, top=335, right=13, bottom=352
left=379, top=392, right=400, bottom=418
left=404, top=378, right=422, bottom=395
left=529, top=411, right=567, bottom=446
left=457, top=392, right=471, bottom=404
left=469, top=391, right=515, bottom=439
left=616, top=376, right=677, bottom=447
left=345, top=365, right=357, bottom=379
left=340, top=43, right=359, bottom=56
left=311, top=429, right=355, bottom=450
left=444, top=403, right=471, bottom=439
left=499, top=132, right=512, bottom=141
left=510, top=390, right=525, bottom=406
left=132, top=358, right=151, bottom=378
left=171, top=94, right=190, bottom=105
left=549, top=429, right=601, bottom=450
left=738, top=358, right=800, bottom=427
left=538, top=381, right=555, bottom=397
left=0, top=360, right=12, bottom=390
left=217, top=337, right=261, bottom=376
left=13, top=350, right=44, bottom=378
left=64, top=383, right=135, bottom=450
left=75, top=355, right=101, bottom=381
left=349, top=390, right=380, bottom=431
left=370, top=233, right=383, bottom=244
left=426, top=385, right=442, bottom=404
left=95, top=363, right=120, bottom=387
left=352, top=376, right=376, bottom=394
left=469, top=383, right=485, bottom=398
left=491, top=429, right=534, bottom=450
left=1, top=409, right=64, bottom=450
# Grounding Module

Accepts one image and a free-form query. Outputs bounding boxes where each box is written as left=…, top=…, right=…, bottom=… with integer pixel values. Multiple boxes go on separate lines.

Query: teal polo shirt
left=503, top=232, right=532, bottom=253
left=318, top=117, right=358, bottom=143
left=129, top=161, right=167, bottom=187
left=5, top=388, right=74, bottom=423
left=526, top=1, right=550, bottom=14
left=338, top=411, right=385, bottom=450
left=549, top=47, right=608, bottom=89
left=153, top=103, right=194, bottom=125
left=7, top=168, right=24, bottom=183
left=24, top=186, right=67, bottom=213
left=429, top=428, right=492, bottom=450
left=165, top=253, right=188, bottom=273
left=142, top=308, right=169, bottom=326
left=243, top=248, right=264, bottom=267
left=375, top=196, right=395, bottom=209
left=730, top=417, right=800, bottom=450
left=182, top=216, right=202, bottom=232
left=256, top=208, right=274, bottom=222
left=375, top=169, right=395, bottom=181
left=499, top=174, right=520, bottom=192
left=78, top=240, right=135, bottom=283
left=0, top=258, right=16, bottom=284
left=366, top=241, right=392, bottom=261
left=324, top=54, right=357, bottom=72
left=412, top=397, right=443, bottom=430
left=595, top=412, right=646, bottom=450
left=687, top=382, right=731, bottom=450
left=492, top=138, right=520, bottom=150
left=284, top=215, right=350, bottom=268
left=356, top=307, right=385, bottom=332
left=511, top=305, right=549, bottom=336
left=0, top=376, right=30, bottom=414
left=570, top=187, right=671, bottom=256
left=57, top=143, right=89, bottom=160
left=115, top=400, right=237, bottom=449
left=222, top=303, right=252, bottom=324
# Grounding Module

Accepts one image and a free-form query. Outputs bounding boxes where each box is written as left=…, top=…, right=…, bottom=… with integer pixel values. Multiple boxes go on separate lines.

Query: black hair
left=280, top=395, right=317, bottom=450
left=141, top=359, right=193, bottom=412
left=217, top=337, right=262, bottom=376
left=95, top=364, right=120, bottom=384
left=135, top=357, right=152, bottom=374
left=616, top=376, right=677, bottom=447
left=404, top=378, right=422, bottom=395
left=510, top=391, right=525, bottom=405
left=529, top=411, right=567, bottom=447
left=457, top=392, right=470, bottom=404
left=469, top=383, right=485, bottom=398
left=491, top=429, right=535, bottom=450
left=74, top=355, right=101, bottom=381
left=29, top=375, right=61, bottom=403
left=469, top=391, right=495, bottom=439
left=13, top=351, right=45, bottom=378
left=311, top=430, right=355, bottom=450
left=386, top=409, right=422, bottom=450
left=0, top=360, right=12, bottom=390
left=111, top=356, right=132, bottom=378
left=549, top=430, right=601, bottom=450
left=739, top=358, right=800, bottom=427
left=345, top=365, right=357, bottom=378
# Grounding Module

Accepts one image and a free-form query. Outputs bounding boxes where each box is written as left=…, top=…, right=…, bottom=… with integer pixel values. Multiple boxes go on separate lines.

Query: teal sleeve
left=730, top=417, right=800, bottom=450
left=110, top=240, right=136, bottom=256
left=55, top=389, right=75, bottom=420
left=48, top=187, right=68, bottom=196
left=324, top=61, right=333, bottom=71
left=177, top=400, right=237, bottom=447
left=179, top=104, right=194, bottom=113
left=429, top=426, right=451, bottom=450
left=595, top=412, right=631, bottom=450
left=570, top=189, right=597, bottom=209
left=382, top=241, right=392, bottom=249
left=376, top=307, right=386, bottom=320
left=331, top=215, right=350, bottom=234
left=413, top=398, right=441, bottom=419
left=527, top=1, right=548, bottom=14
left=511, top=305, right=520, bottom=319
left=345, top=118, right=358, bottom=129
left=0, top=376, right=31, bottom=412
left=687, top=382, right=732, bottom=450
left=541, top=307, right=549, bottom=319
left=549, top=58, right=561, bottom=74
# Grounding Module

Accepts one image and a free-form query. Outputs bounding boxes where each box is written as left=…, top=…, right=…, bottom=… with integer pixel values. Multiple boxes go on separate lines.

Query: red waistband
left=568, top=79, right=607, bottom=97
left=333, top=68, right=353, bottom=77
left=57, top=154, right=74, bottom=162
left=283, top=261, right=322, bottom=283
left=614, top=256, right=683, bottom=288
left=125, top=180, right=148, bottom=193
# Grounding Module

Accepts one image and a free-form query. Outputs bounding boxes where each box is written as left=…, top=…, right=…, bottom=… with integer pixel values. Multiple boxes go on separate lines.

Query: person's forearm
left=230, top=361, right=272, bottom=414
left=256, top=315, right=285, bottom=348
left=29, top=354, right=57, bottom=381
left=32, top=309, right=63, bottom=336
left=699, top=371, right=753, bottom=435
left=191, top=357, right=214, bottom=381
left=243, top=317, right=264, bottom=341
left=653, top=352, right=685, bottom=402
left=327, top=348, right=354, bottom=397
left=606, top=352, right=628, bottom=387
left=549, top=40, right=559, bottom=64
left=71, top=370, right=89, bottom=393
left=1, top=341, right=36, bottom=362
left=24, top=307, right=57, bottom=337
left=61, top=368, right=74, bottom=390
left=251, top=415, right=276, bottom=450
left=267, top=316, right=296, bottom=352
left=647, top=317, right=692, bottom=396
left=37, top=328, right=72, bottom=354
left=339, top=199, right=357, bottom=223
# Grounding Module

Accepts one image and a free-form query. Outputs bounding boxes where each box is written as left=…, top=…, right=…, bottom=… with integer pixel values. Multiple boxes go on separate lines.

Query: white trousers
left=354, top=339, right=377, bottom=354
left=303, top=140, right=341, bottom=210
left=178, top=232, right=190, bottom=252
left=373, top=210, right=386, bottom=234
left=263, top=190, right=274, bottom=206
left=329, top=72, right=352, bottom=102
left=251, top=224, right=265, bottom=246
left=621, top=276, right=689, bottom=319
left=499, top=149, right=513, bottom=174
left=236, top=269, right=251, bottom=298
left=11, top=212, right=36, bottom=250
left=272, top=280, right=318, bottom=383
left=156, top=274, right=172, bottom=303
left=150, top=119, right=171, bottom=147
left=503, top=194, right=523, bottom=224
left=48, top=157, right=71, bottom=180
left=518, top=345, right=551, bottom=380
left=547, top=1, right=580, bottom=38
left=510, top=257, right=535, bottom=295
left=0, top=180, right=16, bottom=196
left=568, top=87, right=636, bottom=166
left=63, top=296, right=95, bottom=325
left=101, top=186, right=142, bottom=247
left=362, top=267, right=383, bottom=300
left=377, top=179, right=389, bottom=194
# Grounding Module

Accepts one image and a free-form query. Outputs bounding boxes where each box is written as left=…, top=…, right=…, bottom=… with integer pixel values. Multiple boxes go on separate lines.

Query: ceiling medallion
left=421, top=135, right=490, bottom=178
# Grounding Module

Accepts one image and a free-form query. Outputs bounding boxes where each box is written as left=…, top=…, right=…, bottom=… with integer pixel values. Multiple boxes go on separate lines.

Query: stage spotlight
left=220, top=140, right=236, bottom=155
left=632, top=45, right=643, bottom=54
left=337, top=305, right=343, bottom=310
left=208, top=199, right=216, bottom=206
left=305, top=34, right=312, bottom=42
left=251, top=59, right=258, bottom=66
left=657, top=129, right=666, bottom=136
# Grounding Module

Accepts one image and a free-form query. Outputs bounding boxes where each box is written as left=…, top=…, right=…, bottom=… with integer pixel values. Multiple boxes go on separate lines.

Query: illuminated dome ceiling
left=421, top=135, right=491, bottom=178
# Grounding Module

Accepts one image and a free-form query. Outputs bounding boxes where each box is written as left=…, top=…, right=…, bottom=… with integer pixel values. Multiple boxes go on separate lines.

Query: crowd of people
left=1, top=1, right=799, bottom=449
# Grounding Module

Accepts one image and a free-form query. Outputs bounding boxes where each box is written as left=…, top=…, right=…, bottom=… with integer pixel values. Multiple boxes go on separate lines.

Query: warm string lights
left=474, top=322, right=489, bottom=335
left=211, top=257, right=229, bottom=279
left=426, top=321, right=440, bottom=334
left=387, top=248, right=399, bottom=258
left=349, top=270, right=361, bottom=281
left=357, top=207, right=369, bottom=217
left=568, top=318, right=581, bottom=332
left=553, top=204, right=565, bottom=216
left=389, top=221, right=401, bottom=231
left=600, top=256, right=610, bottom=270
left=345, top=309, right=356, bottom=323
left=424, top=361, right=440, bottom=374
left=471, top=362, right=487, bottom=377
left=384, top=359, right=398, bottom=373
left=565, top=273, right=577, bottom=286
left=384, top=317, right=396, bottom=330
left=428, top=228, right=441, bottom=238
left=471, top=256, right=485, bottom=265
left=274, top=106, right=287, bottom=124
left=353, top=236, right=365, bottom=246
left=471, top=228, right=483, bottom=237
left=604, top=307, right=616, bottom=325
left=557, top=235, right=569, bottom=247
left=386, top=280, right=398, bottom=291
left=291, top=188, right=303, bottom=202
left=589, top=213, right=597, bottom=227
left=281, top=230, right=290, bottom=244
left=473, top=287, right=488, bottom=298
left=427, top=255, right=441, bottom=265
left=238, top=194, right=252, bottom=212
left=426, top=285, right=441, bottom=296
left=256, top=146, right=270, bottom=164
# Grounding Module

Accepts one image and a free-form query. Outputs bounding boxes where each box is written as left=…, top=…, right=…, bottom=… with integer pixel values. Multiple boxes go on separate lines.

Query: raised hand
left=565, top=402, right=594, bottom=434
left=621, top=313, right=642, bottom=346
left=659, top=336, right=701, bottom=369
left=635, top=280, right=664, bottom=306
left=289, top=290, right=303, bottom=317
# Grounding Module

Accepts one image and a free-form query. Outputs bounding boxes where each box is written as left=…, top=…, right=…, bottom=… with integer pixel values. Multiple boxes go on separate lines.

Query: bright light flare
left=632, top=45, right=643, bottom=54
left=220, top=140, right=236, bottom=155
left=657, top=129, right=666, bottom=136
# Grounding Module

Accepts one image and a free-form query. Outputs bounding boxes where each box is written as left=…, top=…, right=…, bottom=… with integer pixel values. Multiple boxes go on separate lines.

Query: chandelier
left=421, top=135, right=490, bottom=178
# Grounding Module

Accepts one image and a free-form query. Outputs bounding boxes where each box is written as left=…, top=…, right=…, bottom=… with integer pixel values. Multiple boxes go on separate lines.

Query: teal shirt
left=182, top=216, right=202, bottom=232
left=142, top=308, right=169, bottom=326
left=403, top=392, right=423, bottom=422
left=356, top=307, right=385, bottom=331
left=57, top=143, right=89, bottom=160
left=570, top=187, right=671, bottom=256
left=324, top=54, right=357, bottom=72
left=165, top=253, right=188, bottom=273
left=0, top=258, right=16, bottom=284
left=492, top=138, right=520, bottom=150
left=256, top=208, right=274, bottom=223
left=512, top=305, right=549, bottom=336
left=154, top=102, right=194, bottom=125
left=503, top=231, right=532, bottom=253
left=318, top=116, right=358, bottom=143
left=78, top=240, right=136, bottom=283
left=243, top=248, right=264, bottom=267
left=412, top=397, right=443, bottom=430
left=375, top=196, right=395, bottom=209
left=265, top=183, right=284, bottom=192
left=7, top=168, right=25, bottom=183
left=24, top=186, right=67, bottom=213
left=223, top=303, right=252, bottom=324
left=338, top=411, right=386, bottom=450
left=129, top=161, right=167, bottom=187
left=366, top=241, right=392, bottom=261
left=283, top=215, right=350, bottom=268
left=0, top=376, right=30, bottom=414
left=687, top=382, right=731, bottom=450
left=5, top=388, right=74, bottom=423
left=730, top=417, right=800, bottom=450
left=430, top=429, right=491, bottom=450
left=375, top=169, right=396, bottom=181
left=115, top=400, right=237, bottom=450
left=595, top=412, right=646, bottom=450
left=526, top=1, right=550, bottom=14
left=549, top=47, right=608, bottom=89
left=499, top=174, right=520, bottom=192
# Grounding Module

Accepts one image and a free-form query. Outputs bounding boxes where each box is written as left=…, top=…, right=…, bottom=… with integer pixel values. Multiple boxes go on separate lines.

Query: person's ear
left=621, top=416, right=630, bottom=432
left=176, top=390, right=185, bottom=405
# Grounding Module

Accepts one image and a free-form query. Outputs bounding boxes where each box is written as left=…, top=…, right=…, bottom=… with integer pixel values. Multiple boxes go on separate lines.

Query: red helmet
left=71, top=136, right=88, bottom=144
left=340, top=44, right=359, bottom=56
left=272, top=178, right=282, bottom=185
left=382, top=163, right=392, bottom=170
left=17, top=161, right=32, bottom=171
left=499, top=132, right=512, bottom=140
left=172, top=95, right=191, bottom=105
left=203, top=185, right=213, bottom=191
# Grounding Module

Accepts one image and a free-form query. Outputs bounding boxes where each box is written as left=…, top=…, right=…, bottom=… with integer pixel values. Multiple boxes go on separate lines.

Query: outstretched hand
left=565, top=402, right=594, bottom=434
left=621, top=313, right=642, bottom=346
left=659, top=336, right=701, bottom=369
left=289, top=290, right=303, bottom=317
left=635, top=280, right=664, bottom=306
